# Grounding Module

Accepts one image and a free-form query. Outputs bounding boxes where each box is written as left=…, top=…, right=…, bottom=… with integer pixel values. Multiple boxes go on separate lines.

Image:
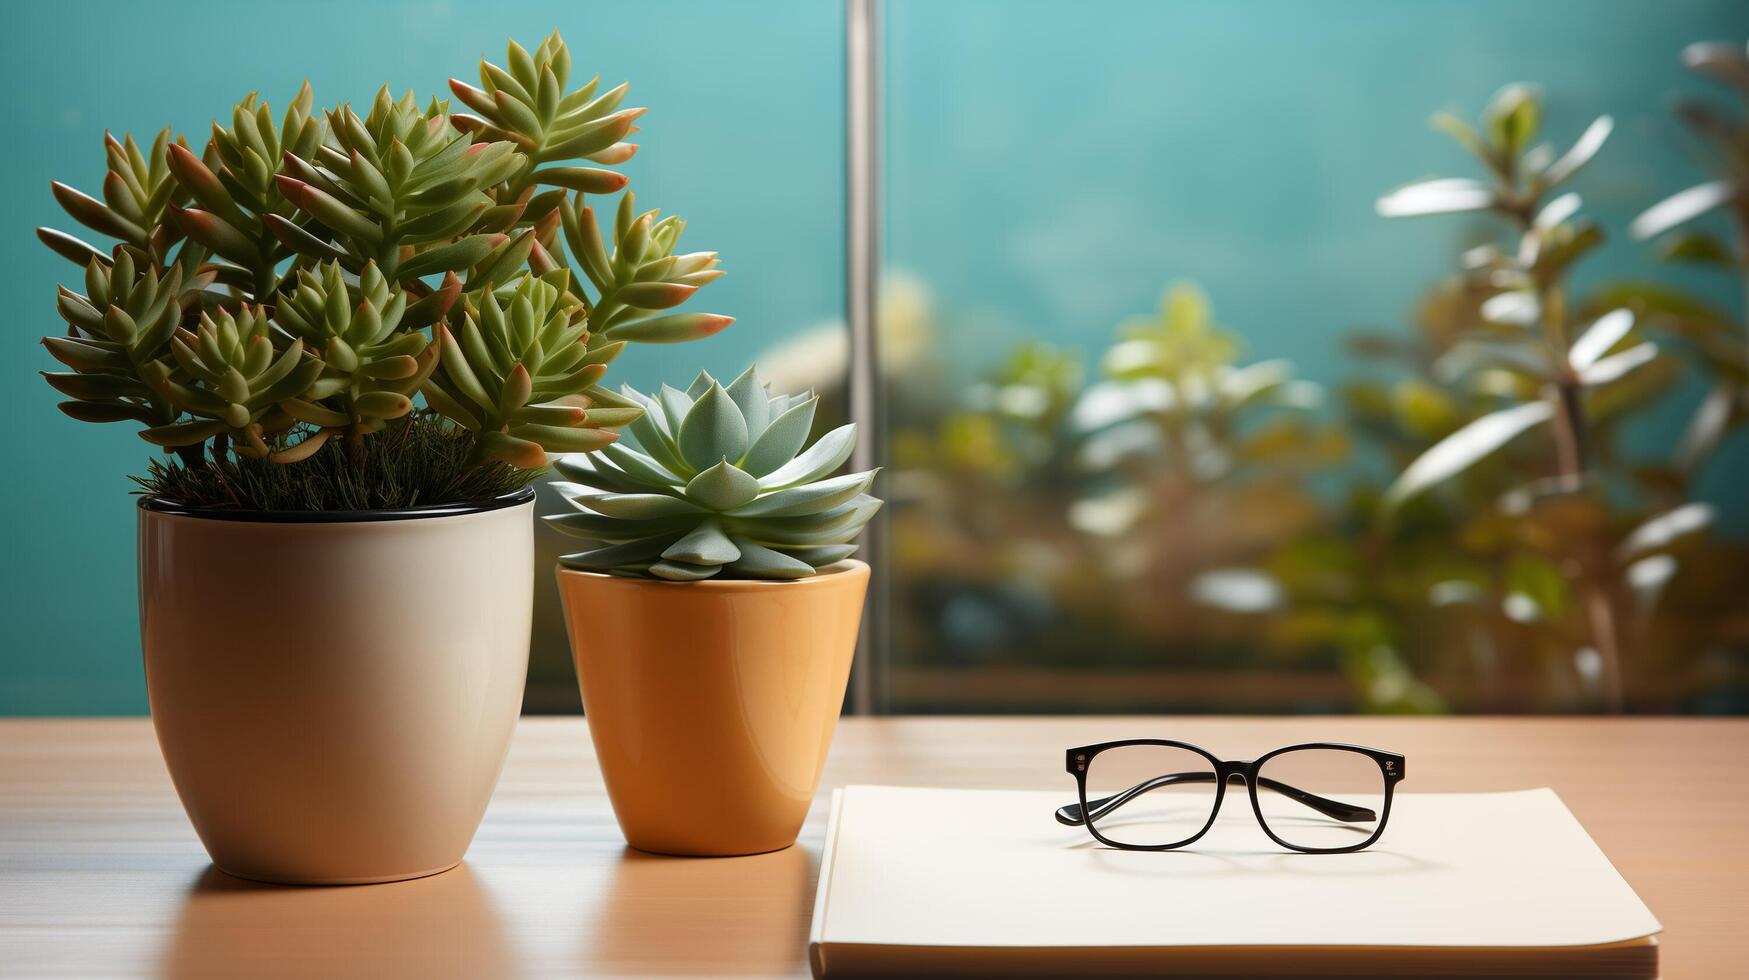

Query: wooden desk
left=0, top=717, right=1743, bottom=978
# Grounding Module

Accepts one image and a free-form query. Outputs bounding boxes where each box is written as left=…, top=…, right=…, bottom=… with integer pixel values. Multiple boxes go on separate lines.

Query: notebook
left=809, top=785, right=1660, bottom=978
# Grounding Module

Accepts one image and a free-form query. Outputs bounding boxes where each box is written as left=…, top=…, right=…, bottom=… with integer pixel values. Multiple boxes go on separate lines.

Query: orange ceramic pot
left=138, top=492, right=534, bottom=884
left=556, top=560, right=870, bottom=856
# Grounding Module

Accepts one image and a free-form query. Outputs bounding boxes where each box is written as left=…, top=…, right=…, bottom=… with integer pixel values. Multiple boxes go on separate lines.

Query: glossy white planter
left=137, top=491, right=534, bottom=884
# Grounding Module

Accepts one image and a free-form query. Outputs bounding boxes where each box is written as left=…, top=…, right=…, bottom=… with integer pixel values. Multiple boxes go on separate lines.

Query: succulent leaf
left=742, top=399, right=818, bottom=477
left=678, top=382, right=749, bottom=472
left=662, top=518, right=741, bottom=565
left=757, top=423, right=857, bottom=489
left=684, top=460, right=762, bottom=510
left=549, top=368, right=881, bottom=580
left=724, top=365, right=772, bottom=439
left=728, top=470, right=876, bottom=518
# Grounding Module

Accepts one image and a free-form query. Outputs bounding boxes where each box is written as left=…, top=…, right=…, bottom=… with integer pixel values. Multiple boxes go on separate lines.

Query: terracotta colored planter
left=556, top=560, right=870, bottom=856
left=138, top=491, right=534, bottom=884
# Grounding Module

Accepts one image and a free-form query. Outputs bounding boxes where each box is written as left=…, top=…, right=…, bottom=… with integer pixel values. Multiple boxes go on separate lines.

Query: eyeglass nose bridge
left=1215, top=760, right=1251, bottom=782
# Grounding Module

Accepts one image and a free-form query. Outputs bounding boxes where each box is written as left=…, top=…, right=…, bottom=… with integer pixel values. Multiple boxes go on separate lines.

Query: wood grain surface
left=1, top=717, right=1744, bottom=978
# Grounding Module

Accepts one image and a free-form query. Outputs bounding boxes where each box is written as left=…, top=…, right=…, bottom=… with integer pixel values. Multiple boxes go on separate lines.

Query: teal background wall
left=4, top=1, right=1746, bottom=713
left=2, top=0, right=845, bottom=713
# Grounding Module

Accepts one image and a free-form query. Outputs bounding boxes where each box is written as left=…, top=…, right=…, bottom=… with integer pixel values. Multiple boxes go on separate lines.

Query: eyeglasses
left=1058, top=739, right=1405, bottom=853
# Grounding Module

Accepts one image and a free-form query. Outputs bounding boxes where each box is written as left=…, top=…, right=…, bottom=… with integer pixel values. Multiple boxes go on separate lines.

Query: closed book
left=809, top=785, right=1659, bottom=978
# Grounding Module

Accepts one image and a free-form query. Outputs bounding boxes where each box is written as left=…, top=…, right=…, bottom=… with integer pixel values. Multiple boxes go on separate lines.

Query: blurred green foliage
left=885, top=44, right=1749, bottom=713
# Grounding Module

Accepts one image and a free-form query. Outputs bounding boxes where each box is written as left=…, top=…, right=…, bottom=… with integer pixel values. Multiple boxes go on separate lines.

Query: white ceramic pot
left=137, top=490, right=534, bottom=884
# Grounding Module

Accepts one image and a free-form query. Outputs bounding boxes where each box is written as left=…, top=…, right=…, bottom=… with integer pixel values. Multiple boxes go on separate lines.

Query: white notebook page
left=813, top=786, right=1661, bottom=950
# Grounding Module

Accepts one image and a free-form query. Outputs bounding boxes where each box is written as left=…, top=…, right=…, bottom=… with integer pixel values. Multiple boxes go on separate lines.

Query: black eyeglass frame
left=1060, top=739, right=1406, bottom=854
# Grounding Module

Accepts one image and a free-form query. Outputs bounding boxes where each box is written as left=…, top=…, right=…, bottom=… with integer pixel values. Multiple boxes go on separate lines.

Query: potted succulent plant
left=35, top=33, right=730, bottom=884
left=547, top=367, right=879, bottom=856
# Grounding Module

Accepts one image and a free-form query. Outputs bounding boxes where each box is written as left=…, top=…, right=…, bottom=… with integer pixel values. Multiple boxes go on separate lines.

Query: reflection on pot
left=582, top=843, right=814, bottom=976
left=161, top=864, right=515, bottom=980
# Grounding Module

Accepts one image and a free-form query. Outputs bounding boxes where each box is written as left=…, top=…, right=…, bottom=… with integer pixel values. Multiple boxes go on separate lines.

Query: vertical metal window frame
left=846, top=0, right=884, bottom=714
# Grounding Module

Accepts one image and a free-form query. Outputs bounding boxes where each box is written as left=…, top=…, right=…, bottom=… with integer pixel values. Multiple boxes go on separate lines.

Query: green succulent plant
left=272, top=261, right=437, bottom=459
left=142, top=306, right=323, bottom=458
left=42, top=249, right=187, bottom=428
left=36, top=31, right=731, bottom=506
left=546, top=367, right=881, bottom=580
left=449, top=31, right=645, bottom=176
left=42, top=129, right=192, bottom=271
left=425, top=271, right=646, bottom=467
left=166, top=83, right=325, bottom=297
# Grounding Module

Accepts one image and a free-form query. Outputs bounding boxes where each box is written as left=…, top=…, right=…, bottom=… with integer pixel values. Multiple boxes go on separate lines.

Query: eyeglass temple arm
left=1054, top=771, right=1376, bottom=826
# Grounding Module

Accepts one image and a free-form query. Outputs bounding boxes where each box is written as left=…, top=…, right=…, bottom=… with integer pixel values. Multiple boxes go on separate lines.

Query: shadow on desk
left=584, top=842, right=814, bottom=976
left=160, top=863, right=515, bottom=980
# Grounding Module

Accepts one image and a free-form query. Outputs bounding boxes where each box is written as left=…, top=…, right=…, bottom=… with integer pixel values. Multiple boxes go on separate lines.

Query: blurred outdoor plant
left=37, top=32, right=730, bottom=508
left=1069, top=284, right=1345, bottom=648
left=887, top=320, right=1104, bottom=667
left=880, top=65, right=1746, bottom=714
left=1624, top=40, right=1749, bottom=489
left=883, top=282, right=1347, bottom=693
left=1265, top=78, right=1744, bottom=713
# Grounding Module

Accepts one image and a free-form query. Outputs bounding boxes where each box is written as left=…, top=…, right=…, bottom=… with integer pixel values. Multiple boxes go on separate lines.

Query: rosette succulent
left=546, top=367, right=881, bottom=580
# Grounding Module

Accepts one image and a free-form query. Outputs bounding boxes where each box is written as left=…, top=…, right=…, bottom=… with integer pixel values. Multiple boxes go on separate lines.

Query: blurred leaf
left=1567, top=309, right=1634, bottom=370
left=1484, top=84, right=1541, bottom=154
left=1106, top=282, right=1241, bottom=383
left=1591, top=281, right=1734, bottom=325
left=1235, top=418, right=1349, bottom=469
left=1682, top=40, right=1749, bottom=93
left=1426, top=578, right=1488, bottom=607
left=1630, top=181, right=1733, bottom=240
left=1504, top=553, right=1569, bottom=623
left=1342, top=380, right=1396, bottom=423
left=1190, top=568, right=1285, bottom=613
left=1618, top=502, right=1714, bottom=563
left=1461, top=242, right=1505, bottom=270
left=1220, top=359, right=1296, bottom=409
left=1673, top=99, right=1744, bottom=155
left=1392, top=379, right=1461, bottom=439
left=1480, top=290, right=1540, bottom=325
left=1431, top=111, right=1491, bottom=161
left=1067, top=487, right=1146, bottom=537
left=1533, top=221, right=1605, bottom=279
left=1376, top=178, right=1494, bottom=217
left=1383, top=401, right=1552, bottom=510
left=939, top=413, right=1013, bottom=475
left=1521, top=143, right=1555, bottom=177
left=1532, top=192, right=1582, bottom=230
left=1072, top=379, right=1175, bottom=431
left=1581, top=341, right=1658, bottom=386
left=1542, top=116, right=1613, bottom=186
left=1655, top=230, right=1736, bottom=266
left=1585, top=348, right=1680, bottom=421
left=1578, top=341, right=1657, bottom=387
left=1434, top=339, right=1551, bottom=383
left=1674, top=382, right=1737, bottom=472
